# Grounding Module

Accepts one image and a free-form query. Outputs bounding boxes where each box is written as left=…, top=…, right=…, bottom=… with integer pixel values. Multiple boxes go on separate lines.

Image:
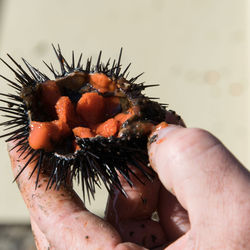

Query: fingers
left=106, top=166, right=161, bottom=221
left=148, top=125, right=250, bottom=246
left=157, top=187, right=190, bottom=242
left=105, top=166, right=167, bottom=249
left=9, top=143, right=122, bottom=250
left=105, top=111, right=186, bottom=248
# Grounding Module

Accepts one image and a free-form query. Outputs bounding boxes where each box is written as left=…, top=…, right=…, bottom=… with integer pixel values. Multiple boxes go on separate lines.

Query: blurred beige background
left=0, top=0, right=248, bottom=223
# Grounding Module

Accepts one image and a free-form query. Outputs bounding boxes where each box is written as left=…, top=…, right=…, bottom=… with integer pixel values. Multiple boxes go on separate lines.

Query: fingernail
left=148, top=124, right=180, bottom=146
left=148, top=124, right=181, bottom=170
left=156, top=124, right=181, bottom=142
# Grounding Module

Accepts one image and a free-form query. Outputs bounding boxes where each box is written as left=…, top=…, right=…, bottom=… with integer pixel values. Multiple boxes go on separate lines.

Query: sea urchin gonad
left=0, top=45, right=181, bottom=200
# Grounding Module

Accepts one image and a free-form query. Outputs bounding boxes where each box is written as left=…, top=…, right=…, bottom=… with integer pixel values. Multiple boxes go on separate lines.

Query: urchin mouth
left=24, top=72, right=135, bottom=154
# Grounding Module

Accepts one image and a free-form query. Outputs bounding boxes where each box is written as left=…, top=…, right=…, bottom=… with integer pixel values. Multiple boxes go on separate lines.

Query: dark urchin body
left=0, top=46, right=167, bottom=200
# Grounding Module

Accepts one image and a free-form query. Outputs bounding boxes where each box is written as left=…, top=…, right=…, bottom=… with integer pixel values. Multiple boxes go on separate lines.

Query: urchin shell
left=0, top=45, right=167, bottom=200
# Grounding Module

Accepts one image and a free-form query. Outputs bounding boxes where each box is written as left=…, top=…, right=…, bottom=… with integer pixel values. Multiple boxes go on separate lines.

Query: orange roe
left=76, top=92, right=104, bottom=125
left=55, top=96, right=83, bottom=128
left=51, top=120, right=71, bottom=139
left=89, top=73, right=115, bottom=93
left=96, top=118, right=118, bottom=137
left=155, top=122, right=168, bottom=131
left=28, top=75, right=137, bottom=152
left=29, top=121, right=69, bottom=151
left=73, top=127, right=95, bottom=138
left=114, top=108, right=134, bottom=126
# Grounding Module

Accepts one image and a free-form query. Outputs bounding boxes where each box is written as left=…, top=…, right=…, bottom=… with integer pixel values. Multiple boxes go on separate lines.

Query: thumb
left=148, top=125, right=250, bottom=245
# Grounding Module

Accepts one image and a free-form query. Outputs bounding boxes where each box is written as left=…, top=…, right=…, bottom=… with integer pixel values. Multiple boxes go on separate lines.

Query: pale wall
left=0, top=0, right=248, bottom=223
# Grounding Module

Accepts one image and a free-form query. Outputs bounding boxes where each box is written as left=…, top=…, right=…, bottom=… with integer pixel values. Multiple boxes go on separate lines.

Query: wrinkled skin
left=8, top=111, right=250, bottom=249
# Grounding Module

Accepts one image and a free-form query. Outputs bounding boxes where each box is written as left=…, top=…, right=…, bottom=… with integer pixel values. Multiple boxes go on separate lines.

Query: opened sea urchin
left=0, top=46, right=173, bottom=199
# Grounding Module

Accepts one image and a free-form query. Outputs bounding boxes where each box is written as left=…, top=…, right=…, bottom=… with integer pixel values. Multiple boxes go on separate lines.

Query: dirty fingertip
left=148, top=124, right=182, bottom=171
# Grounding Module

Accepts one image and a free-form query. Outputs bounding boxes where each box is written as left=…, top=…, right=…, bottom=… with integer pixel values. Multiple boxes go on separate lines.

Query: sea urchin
left=0, top=45, right=169, bottom=200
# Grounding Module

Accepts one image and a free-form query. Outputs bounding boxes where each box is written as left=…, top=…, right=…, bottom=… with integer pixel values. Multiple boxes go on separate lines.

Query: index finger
left=8, top=142, right=122, bottom=250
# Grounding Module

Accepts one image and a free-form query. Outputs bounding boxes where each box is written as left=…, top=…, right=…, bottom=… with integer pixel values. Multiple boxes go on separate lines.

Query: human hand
left=9, top=139, right=170, bottom=249
left=8, top=124, right=250, bottom=249
left=147, top=125, right=250, bottom=249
